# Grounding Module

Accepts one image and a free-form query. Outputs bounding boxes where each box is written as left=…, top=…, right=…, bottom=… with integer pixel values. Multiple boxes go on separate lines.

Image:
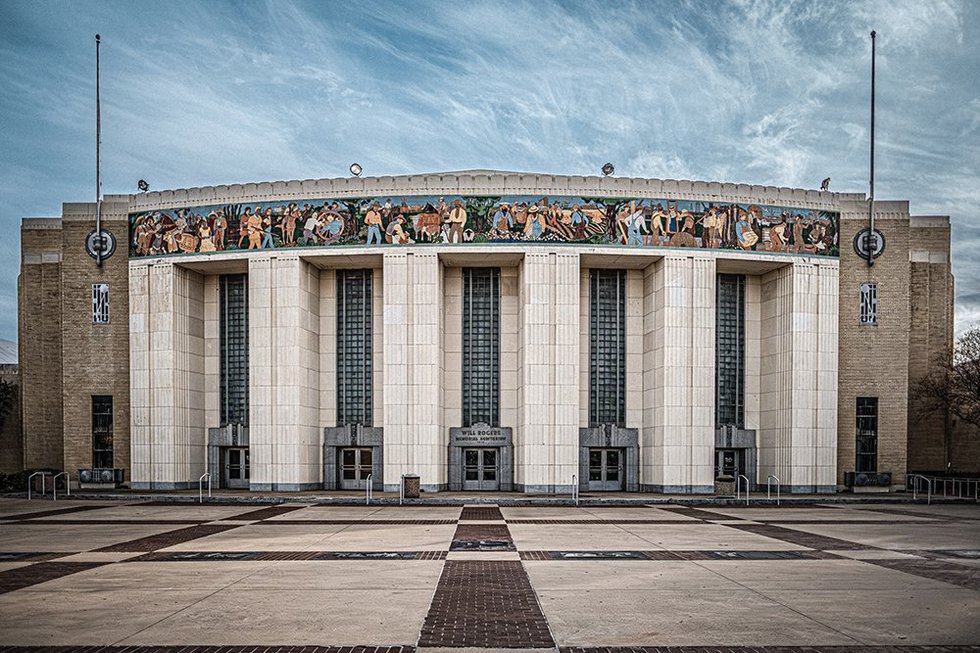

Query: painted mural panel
left=128, top=195, right=839, bottom=258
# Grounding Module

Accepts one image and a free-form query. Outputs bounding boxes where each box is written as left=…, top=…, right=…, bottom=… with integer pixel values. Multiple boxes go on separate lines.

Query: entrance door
left=462, top=448, right=499, bottom=491
left=224, top=447, right=250, bottom=489
left=715, top=448, right=744, bottom=479
left=588, top=448, right=623, bottom=491
left=339, top=447, right=373, bottom=490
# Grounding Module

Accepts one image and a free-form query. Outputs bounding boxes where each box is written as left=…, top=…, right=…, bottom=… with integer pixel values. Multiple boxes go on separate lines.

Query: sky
left=1, top=0, right=978, bottom=342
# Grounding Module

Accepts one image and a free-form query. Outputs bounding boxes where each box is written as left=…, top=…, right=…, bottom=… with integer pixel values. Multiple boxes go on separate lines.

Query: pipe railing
left=27, top=471, right=48, bottom=500
left=365, top=474, right=373, bottom=505
left=767, top=475, right=780, bottom=506
left=53, top=472, right=71, bottom=501
left=198, top=472, right=211, bottom=504
left=736, top=474, right=750, bottom=506
left=571, top=474, right=579, bottom=506
left=909, top=474, right=932, bottom=505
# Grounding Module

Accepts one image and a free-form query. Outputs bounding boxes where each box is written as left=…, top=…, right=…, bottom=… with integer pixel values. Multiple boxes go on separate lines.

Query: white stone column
left=129, top=261, right=206, bottom=489
left=641, top=255, right=715, bottom=492
left=318, top=269, right=337, bottom=428
left=248, top=254, right=320, bottom=490
left=759, top=260, right=838, bottom=492
left=382, top=251, right=444, bottom=491
left=516, top=251, right=579, bottom=492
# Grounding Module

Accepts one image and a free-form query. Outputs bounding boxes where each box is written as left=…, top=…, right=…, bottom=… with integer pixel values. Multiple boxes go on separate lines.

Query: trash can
left=402, top=474, right=420, bottom=499
left=714, top=475, right=735, bottom=496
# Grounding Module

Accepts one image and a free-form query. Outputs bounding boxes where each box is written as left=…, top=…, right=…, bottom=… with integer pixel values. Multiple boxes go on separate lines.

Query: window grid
left=860, top=283, right=878, bottom=325
left=589, top=269, right=626, bottom=427
left=92, top=395, right=113, bottom=468
left=337, top=269, right=373, bottom=426
left=220, top=274, right=249, bottom=426
left=716, top=274, right=745, bottom=429
left=856, top=397, right=878, bottom=473
left=462, top=267, right=500, bottom=427
left=92, top=283, right=110, bottom=324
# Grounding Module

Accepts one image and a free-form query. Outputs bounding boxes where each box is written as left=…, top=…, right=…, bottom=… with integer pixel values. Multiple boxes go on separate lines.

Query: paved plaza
left=0, top=499, right=979, bottom=652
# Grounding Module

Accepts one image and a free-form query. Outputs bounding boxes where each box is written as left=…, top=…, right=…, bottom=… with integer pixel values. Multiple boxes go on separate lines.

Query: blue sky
left=1, top=0, right=978, bottom=342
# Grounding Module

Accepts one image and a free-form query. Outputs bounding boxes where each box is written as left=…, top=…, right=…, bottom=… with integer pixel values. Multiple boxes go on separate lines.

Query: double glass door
left=224, top=447, right=250, bottom=489
left=340, top=447, right=373, bottom=490
left=588, top=448, right=623, bottom=491
left=715, top=448, right=744, bottom=479
left=463, top=448, right=499, bottom=491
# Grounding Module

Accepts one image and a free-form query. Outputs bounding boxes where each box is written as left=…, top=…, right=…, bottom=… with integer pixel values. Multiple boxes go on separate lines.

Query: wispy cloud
left=0, top=0, right=977, bottom=340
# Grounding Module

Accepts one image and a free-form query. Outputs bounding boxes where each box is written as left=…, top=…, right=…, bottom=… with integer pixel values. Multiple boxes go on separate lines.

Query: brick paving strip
left=253, top=519, right=456, bottom=525
left=864, top=558, right=980, bottom=592
left=506, top=519, right=715, bottom=525
left=519, top=550, right=842, bottom=561
left=559, top=647, right=980, bottom=653
left=95, top=523, right=244, bottom=552
left=127, top=550, right=448, bottom=561
left=229, top=504, right=307, bottom=520
left=0, top=561, right=107, bottom=595
left=724, top=522, right=875, bottom=550
left=0, top=647, right=416, bottom=652
left=460, top=505, right=504, bottom=520
left=655, top=506, right=737, bottom=520
left=0, top=505, right=109, bottom=521
left=6, top=518, right=206, bottom=525
left=418, top=560, right=555, bottom=648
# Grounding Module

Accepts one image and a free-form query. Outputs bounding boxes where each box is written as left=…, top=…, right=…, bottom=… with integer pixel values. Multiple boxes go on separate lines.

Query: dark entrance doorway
left=716, top=448, right=745, bottom=479
left=588, top=448, right=623, bottom=491
left=463, top=448, right=499, bottom=491
left=339, top=447, right=373, bottom=490
left=224, top=447, right=249, bottom=489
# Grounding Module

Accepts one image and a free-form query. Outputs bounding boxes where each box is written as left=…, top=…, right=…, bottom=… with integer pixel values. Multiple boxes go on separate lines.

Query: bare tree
left=917, top=327, right=980, bottom=431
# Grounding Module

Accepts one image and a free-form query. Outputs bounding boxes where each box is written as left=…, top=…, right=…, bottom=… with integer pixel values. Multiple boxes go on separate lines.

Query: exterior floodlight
left=601, top=162, right=615, bottom=176
left=349, top=163, right=363, bottom=177
left=138, top=179, right=149, bottom=192
left=820, top=177, right=830, bottom=191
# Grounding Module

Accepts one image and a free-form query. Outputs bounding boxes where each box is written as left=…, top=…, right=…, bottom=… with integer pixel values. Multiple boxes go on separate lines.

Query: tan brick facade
left=837, top=200, right=911, bottom=487
left=58, top=201, right=131, bottom=478
left=19, top=218, right=64, bottom=470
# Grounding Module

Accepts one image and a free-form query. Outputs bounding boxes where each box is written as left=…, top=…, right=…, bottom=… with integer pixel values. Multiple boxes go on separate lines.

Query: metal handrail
left=571, top=474, right=579, bottom=506
left=909, top=474, right=932, bottom=505
left=365, top=474, right=373, bottom=505
left=736, top=474, right=750, bottom=506
left=198, top=472, right=211, bottom=504
left=53, top=472, right=71, bottom=501
left=27, top=471, right=47, bottom=500
left=767, top=474, right=780, bottom=506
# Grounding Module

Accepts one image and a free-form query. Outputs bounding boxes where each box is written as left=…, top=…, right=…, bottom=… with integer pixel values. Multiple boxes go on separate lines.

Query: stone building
left=17, top=171, right=961, bottom=493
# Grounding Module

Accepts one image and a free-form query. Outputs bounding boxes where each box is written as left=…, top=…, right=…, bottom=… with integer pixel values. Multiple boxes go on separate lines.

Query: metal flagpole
left=95, top=33, right=103, bottom=267
left=868, top=30, right=876, bottom=267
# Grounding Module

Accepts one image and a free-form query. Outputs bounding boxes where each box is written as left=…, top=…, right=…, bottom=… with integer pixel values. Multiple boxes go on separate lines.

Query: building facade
left=18, top=171, right=958, bottom=493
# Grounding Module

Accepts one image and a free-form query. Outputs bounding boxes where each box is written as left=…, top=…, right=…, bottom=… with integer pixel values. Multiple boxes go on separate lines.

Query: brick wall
left=58, top=201, right=131, bottom=479
left=19, top=218, right=64, bottom=470
left=837, top=201, right=910, bottom=486
left=906, top=216, right=954, bottom=472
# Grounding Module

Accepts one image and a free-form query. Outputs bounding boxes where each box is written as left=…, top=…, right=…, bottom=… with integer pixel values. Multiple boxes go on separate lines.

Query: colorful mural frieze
left=128, top=195, right=840, bottom=258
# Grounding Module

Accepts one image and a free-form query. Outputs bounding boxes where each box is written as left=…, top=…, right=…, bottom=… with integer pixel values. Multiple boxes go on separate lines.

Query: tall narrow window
left=92, top=395, right=113, bottom=468
left=92, top=283, right=110, bottom=324
left=716, top=274, right=745, bottom=429
left=337, top=269, right=373, bottom=426
left=860, top=283, right=878, bottom=325
left=589, top=269, right=626, bottom=427
left=220, top=274, right=249, bottom=426
left=856, top=397, right=878, bottom=473
left=462, top=267, right=500, bottom=427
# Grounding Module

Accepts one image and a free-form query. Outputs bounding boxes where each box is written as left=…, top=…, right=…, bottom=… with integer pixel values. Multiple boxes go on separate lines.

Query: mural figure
left=130, top=194, right=840, bottom=259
